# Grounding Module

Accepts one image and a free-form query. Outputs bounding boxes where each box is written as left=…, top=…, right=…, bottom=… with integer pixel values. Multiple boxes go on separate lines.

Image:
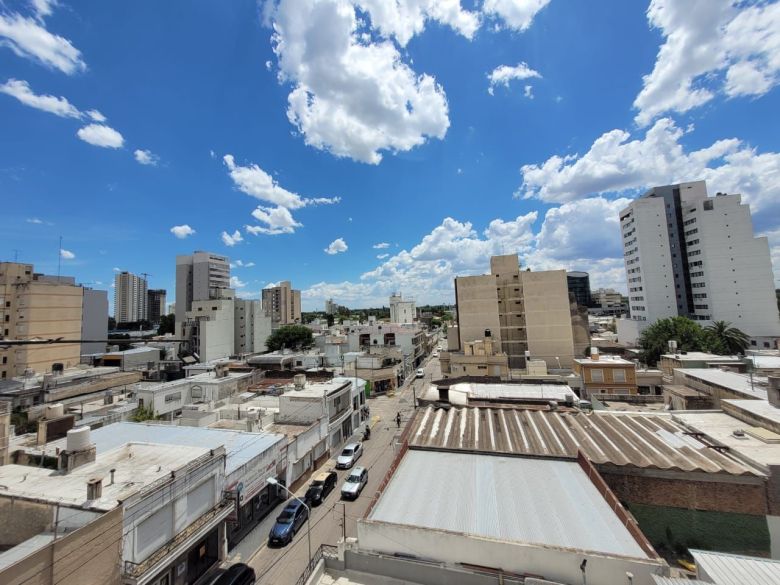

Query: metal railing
left=294, top=544, right=338, bottom=585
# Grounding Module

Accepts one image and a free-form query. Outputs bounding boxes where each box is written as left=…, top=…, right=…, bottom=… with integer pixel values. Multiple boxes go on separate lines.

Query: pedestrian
left=396, top=412, right=401, bottom=429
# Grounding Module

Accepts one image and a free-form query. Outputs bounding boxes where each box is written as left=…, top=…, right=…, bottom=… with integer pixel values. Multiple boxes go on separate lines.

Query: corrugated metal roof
left=652, top=578, right=709, bottom=585
left=410, top=406, right=762, bottom=476
left=691, top=549, right=780, bottom=584
left=368, top=450, right=649, bottom=559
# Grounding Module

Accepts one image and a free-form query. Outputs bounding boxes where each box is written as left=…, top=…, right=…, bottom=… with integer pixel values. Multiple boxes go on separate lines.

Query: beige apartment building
left=440, top=335, right=509, bottom=379
left=0, top=263, right=85, bottom=379
left=454, top=254, right=575, bottom=369
left=262, top=280, right=301, bottom=326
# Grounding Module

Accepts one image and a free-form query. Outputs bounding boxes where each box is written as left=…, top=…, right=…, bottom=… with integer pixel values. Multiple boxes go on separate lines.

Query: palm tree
left=704, top=321, right=749, bottom=355
left=638, top=316, right=707, bottom=366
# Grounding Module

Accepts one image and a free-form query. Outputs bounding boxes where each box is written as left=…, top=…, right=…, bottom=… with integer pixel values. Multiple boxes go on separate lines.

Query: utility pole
left=342, top=503, right=346, bottom=540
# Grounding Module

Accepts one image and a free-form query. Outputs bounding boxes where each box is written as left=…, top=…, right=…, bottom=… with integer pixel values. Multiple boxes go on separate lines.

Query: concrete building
left=113, top=271, right=147, bottom=324
left=573, top=350, right=638, bottom=397
left=590, top=288, right=628, bottom=316
left=146, top=288, right=166, bottom=325
left=183, top=297, right=236, bottom=362
left=234, top=299, right=272, bottom=356
left=0, top=263, right=87, bottom=378
left=658, top=351, right=745, bottom=377
left=567, top=271, right=592, bottom=307
left=618, top=181, right=780, bottom=346
left=389, top=292, right=415, bottom=324
left=80, top=288, right=108, bottom=355
left=454, top=254, right=575, bottom=370
left=439, top=334, right=509, bottom=379
left=324, top=298, right=336, bottom=315
left=262, top=281, right=301, bottom=326
left=175, top=251, right=231, bottom=332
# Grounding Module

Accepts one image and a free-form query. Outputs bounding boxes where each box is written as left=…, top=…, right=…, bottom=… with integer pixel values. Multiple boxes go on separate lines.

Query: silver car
left=336, top=442, right=363, bottom=469
left=341, top=466, right=368, bottom=500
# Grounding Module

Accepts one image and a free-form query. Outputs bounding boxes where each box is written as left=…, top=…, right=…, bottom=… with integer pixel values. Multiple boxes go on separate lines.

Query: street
left=231, top=350, right=442, bottom=584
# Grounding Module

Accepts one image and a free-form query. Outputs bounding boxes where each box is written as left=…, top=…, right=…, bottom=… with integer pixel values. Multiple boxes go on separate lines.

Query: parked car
left=305, top=470, right=337, bottom=506
left=336, top=442, right=363, bottom=469
left=268, top=500, right=309, bottom=546
left=206, top=563, right=256, bottom=585
left=341, top=466, right=368, bottom=500
left=416, top=368, right=424, bottom=378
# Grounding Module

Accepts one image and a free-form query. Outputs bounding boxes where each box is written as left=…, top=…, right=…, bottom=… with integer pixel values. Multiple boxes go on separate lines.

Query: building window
left=613, top=369, right=626, bottom=383
left=590, top=369, right=604, bottom=382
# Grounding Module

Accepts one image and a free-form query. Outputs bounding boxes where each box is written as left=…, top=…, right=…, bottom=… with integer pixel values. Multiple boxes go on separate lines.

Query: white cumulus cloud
left=487, top=62, right=541, bottom=95
left=221, top=229, right=244, bottom=247
left=230, top=276, right=247, bottom=288
left=246, top=206, right=302, bottom=235
left=325, top=237, right=348, bottom=255
left=76, top=124, right=124, bottom=149
left=269, top=0, right=450, bottom=164
left=0, top=11, right=86, bottom=74
left=483, top=0, right=551, bottom=32
left=0, top=78, right=81, bottom=117
left=635, top=0, right=780, bottom=126
left=134, top=149, right=159, bottom=166
left=59, top=248, right=74, bottom=259
left=372, top=242, right=390, bottom=249
left=377, top=253, right=389, bottom=259
left=170, top=224, right=196, bottom=239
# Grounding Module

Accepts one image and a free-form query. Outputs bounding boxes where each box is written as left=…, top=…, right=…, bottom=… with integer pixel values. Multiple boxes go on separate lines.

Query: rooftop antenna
left=12, top=249, right=19, bottom=262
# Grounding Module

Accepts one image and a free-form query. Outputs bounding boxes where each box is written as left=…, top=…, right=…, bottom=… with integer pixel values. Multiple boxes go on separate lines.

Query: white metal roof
left=368, top=450, right=649, bottom=559
left=40, top=422, right=284, bottom=475
left=662, top=352, right=743, bottom=362
left=450, top=382, right=579, bottom=403
left=691, top=549, right=780, bottom=584
left=675, top=369, right=768, bottom=400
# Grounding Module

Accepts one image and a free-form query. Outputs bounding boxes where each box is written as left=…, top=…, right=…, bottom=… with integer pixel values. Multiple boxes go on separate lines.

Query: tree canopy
left=704, top=321, right=749, bottom=355
left=638, top=317, right=749, bottom=366
left=266, top=324, right=314, bottom=351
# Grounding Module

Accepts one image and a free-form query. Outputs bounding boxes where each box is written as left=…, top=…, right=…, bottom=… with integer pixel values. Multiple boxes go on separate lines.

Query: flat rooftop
left=748, top=355, right=780, bottom=369
left=34, top=422, right=284, bottom=476
left=448, top=382, right=579, bottom=405
left=369, top=450, right=649, bottom=559
left=0, top=442, right=210, bottom=511
left=722, top=399, right=780, bottom=427
left=410, top=406, right=761, bottom=476
left=691, top=549, right=780, bottom=584
left=661, top=352, right=744, bottom=362
left=283, top=378, right=352, bottom=398
left=574, top=355, right=635, bottom=365
left=675, top=368, right=769, bottom=400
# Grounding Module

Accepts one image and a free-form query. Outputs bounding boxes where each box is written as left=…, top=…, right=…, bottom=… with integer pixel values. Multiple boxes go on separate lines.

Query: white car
left=341, top=466, right=368, bottom=500
left=336, top=442, right=363, bottom=469
left=416, top=368, right=424, bottom=378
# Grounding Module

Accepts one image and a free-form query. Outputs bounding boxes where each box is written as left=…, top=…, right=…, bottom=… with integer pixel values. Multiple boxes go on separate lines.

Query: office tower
left=262, top=281, right=301, bottom=326
left=114, top=271, right=147, bottom=323
left=147, top=289, right=167, bottom=325
left=566, top=271, right=592, bottom=307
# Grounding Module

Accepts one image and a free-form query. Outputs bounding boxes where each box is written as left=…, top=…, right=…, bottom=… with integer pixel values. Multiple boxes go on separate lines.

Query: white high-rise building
left=175, top=252, right=231, bottom=332
left=114, top=271, right=147, bottom=324
left=389, top=292, right=416, bottom=324
left=618, top=181, right=780, bottom=347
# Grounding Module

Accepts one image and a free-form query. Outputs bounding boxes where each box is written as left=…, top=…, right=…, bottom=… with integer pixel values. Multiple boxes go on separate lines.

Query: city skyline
left=2, top=1, right=780, bottom=311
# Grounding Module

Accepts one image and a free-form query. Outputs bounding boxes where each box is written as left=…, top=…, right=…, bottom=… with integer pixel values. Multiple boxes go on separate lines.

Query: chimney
left=87, top=477, right=102, bottom=500
left=590, top=347, right=600, bottom=361
left=768, top=377, right=780, bottom=409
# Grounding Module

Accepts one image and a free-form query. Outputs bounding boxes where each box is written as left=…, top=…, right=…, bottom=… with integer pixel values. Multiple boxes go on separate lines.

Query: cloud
left=487, top=62, right=541, bottom=95
left=31, top=0, right=58, bottom=19
left=76, top=124, right=124, bottom=148
left=221, top=229, right=244, bottom=247
left=231, top=260, right=256, bottom=268
left=134, top=149, right=159, bottom=166
left=112, top=267, right=121, bottom=272
left=635, top=0, right=780, bottom=126
left=223, top=154, right=339, bottom=208
left=0, top=12, right=85, bottom=74
left=373, top=242, right=390, bottom=249
left=269, top=0, right=450, bottom=164
left=59, top=248, right=75, bottom=260
left=246, top=205, right=302, bottom=235
left=26, top=217, right=43, bottom=224
left=483, top=0, right=551, bottom=32
left=230, top=276, right=247, bottom=288
left=354, top=0, right=480, bottom=47
left=523, top=85, right=533, bottom=99
left=325, top=237, right=348, bottom=255
left=518, top=117, right=780, bottom=217
left=0, top=78, right=81, bottom=117
left=170, top=224, right=196, bottom=239
left=377, top=253, right=389, bottom=259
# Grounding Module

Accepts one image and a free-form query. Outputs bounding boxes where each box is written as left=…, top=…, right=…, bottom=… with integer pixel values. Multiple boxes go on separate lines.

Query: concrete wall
left=81, top=289, right=108, bottom=355
left=521, top=270, right=575, bottom=369
left=357, top=521, right=667, bottom=585
left=455, top=275, right=501, bottom=351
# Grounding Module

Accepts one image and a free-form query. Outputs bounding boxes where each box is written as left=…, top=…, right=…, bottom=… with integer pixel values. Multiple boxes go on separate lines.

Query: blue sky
left=2, top=0, right=780, bottom=311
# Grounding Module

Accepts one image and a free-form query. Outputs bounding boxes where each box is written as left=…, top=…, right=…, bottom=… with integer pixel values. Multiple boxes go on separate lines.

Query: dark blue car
left=268, top=500, right=308, bottom=546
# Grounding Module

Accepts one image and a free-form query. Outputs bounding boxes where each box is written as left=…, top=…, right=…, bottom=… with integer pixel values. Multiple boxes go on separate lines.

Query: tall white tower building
left=389, top=292, right=416, bottom=324
left=113, top=271, right=147, bottom=324
left=618, top=181, right=779, bottom=347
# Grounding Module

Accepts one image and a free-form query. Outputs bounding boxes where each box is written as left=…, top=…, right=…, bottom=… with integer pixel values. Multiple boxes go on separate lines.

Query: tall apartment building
left=0, top=263, right=106, bottom=378
left=113, top=271, right=147, bottom=323
left=147, top=288, right=167, bottom=325
left=454, top=254, right=575, bottom=369
left=175, top=252, right=231, bottom=333
left=262, top=281, right=301, bottom=326
left=566, top=271, right=592, bottom=307
left=234, top=299, right=273, bottom=355
left=618, top=181, right=780, bottom=346
left=325, top=298, right=337, bottom=315
left=389, top=292, right=416, bottom=324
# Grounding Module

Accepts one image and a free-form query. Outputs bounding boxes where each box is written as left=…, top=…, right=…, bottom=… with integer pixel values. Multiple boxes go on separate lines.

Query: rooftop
left=574, top=355, right=635, bottom=366
left=422, top=382, right=579, bottom=406
left=722, top=399, right=780, bottom=428
left=282, top=378, right=353, bottom=398
left=662, top=352, right=744, bottom=362
left=747, top=355, right=780, bottom=369
left=410, top=406, right=761, bottom=476
left=0, top=442, right=212, bottom=511
left=368, top=449, right=649, bottom=559
left=675, top=368, right=769, bottom=400
left=33, top=422, right=284, bottom=476
left=691, top=549, right=780, bottom=584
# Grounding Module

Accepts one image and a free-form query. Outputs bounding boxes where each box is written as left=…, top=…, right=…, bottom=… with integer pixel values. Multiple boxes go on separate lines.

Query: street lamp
left=267, top=477, right=312, bottom=563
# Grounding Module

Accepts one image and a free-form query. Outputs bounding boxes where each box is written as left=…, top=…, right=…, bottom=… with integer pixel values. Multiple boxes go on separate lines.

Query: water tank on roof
left=45, top=403, right=64, bottom=419
left=66, top=427, right=91, bottom=452
left=293, top=374, right=306, bottom=390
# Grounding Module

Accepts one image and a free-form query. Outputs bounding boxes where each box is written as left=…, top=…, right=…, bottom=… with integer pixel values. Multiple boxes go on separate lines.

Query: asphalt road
left=231, top=350, right=442, bottom=585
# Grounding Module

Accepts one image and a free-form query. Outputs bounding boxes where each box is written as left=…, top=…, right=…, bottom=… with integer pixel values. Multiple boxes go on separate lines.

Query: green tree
left=638, top=317, right=707, bottom=366
left=704, top=321, right=749, bottom=355
left=326, top=313, right=335, bottom=327
left=266, top=324, right=314, bottom=351
left=158, top=313, right=175, bottom=335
